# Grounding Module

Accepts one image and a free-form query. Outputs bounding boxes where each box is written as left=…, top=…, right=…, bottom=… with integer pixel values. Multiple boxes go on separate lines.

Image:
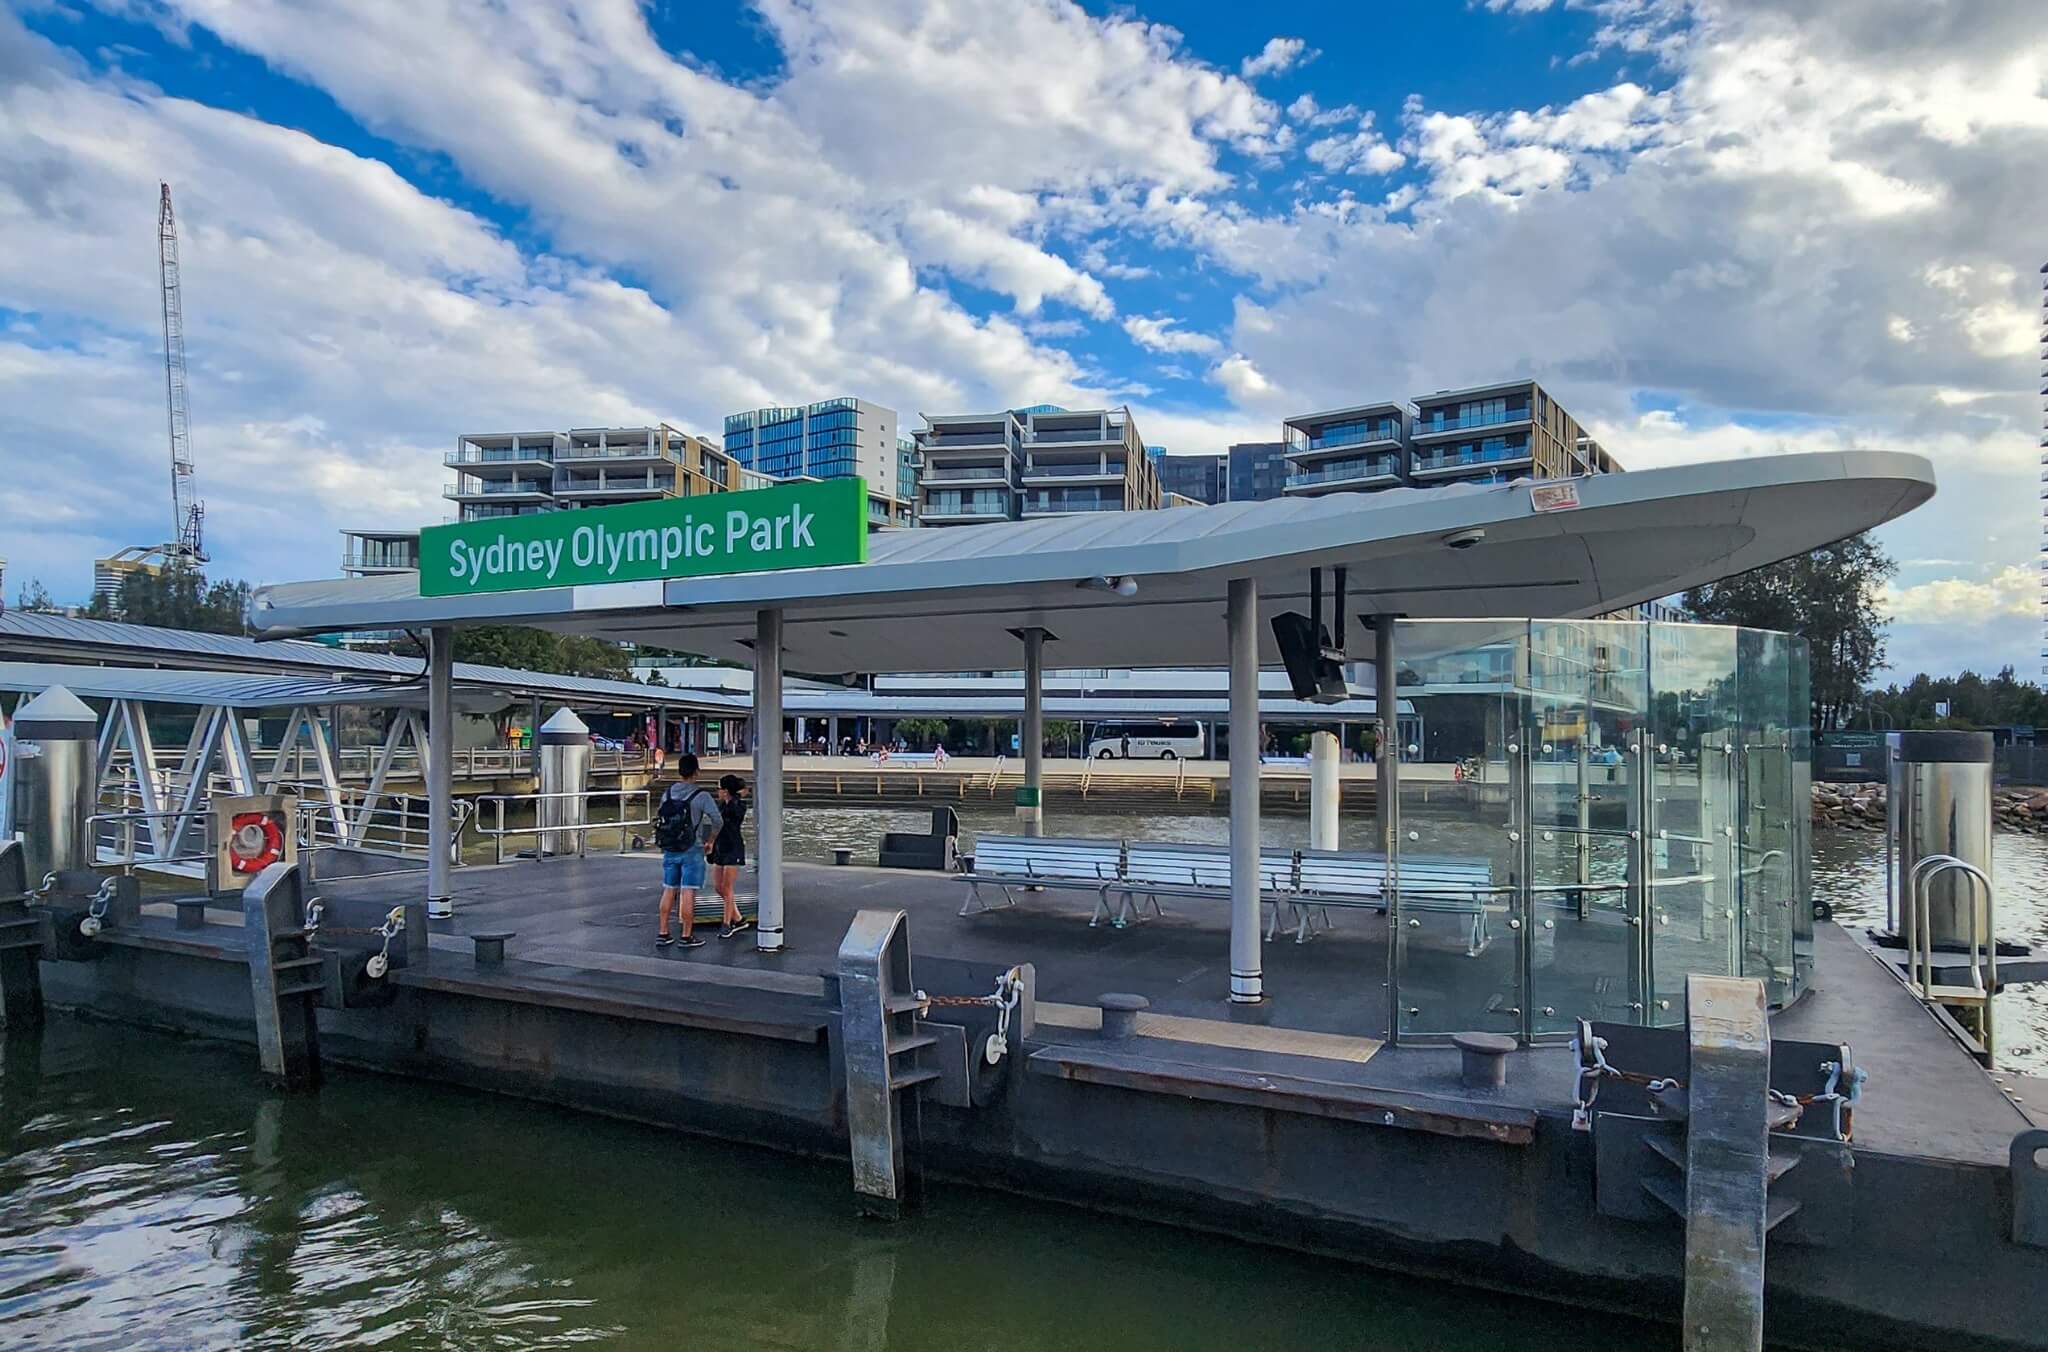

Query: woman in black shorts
left=710, top=774, right=749, bottom=939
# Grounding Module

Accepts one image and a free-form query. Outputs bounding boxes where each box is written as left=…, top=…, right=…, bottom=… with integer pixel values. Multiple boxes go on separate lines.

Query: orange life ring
left=227, top=812, right=285, bottom=874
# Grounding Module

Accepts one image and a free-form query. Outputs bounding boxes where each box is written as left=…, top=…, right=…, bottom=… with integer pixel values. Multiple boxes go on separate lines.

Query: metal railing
left=288, top=786, right=474, bottom=864
left=89, top=805, right=215, bottom=872
left=1903, top=853, right=1997, bottom=1003
left=470, top=788, right=655, bottom=864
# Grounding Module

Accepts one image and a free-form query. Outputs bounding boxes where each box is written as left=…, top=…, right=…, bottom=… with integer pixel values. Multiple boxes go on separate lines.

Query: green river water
left=0, top=1020, right=1665, bottom=1350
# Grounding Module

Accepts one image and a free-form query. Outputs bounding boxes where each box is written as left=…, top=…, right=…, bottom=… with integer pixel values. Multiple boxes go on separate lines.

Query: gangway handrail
left=471, top=787, right=654, bottom=864
left=1904, top=853, right=1995, bottom=1002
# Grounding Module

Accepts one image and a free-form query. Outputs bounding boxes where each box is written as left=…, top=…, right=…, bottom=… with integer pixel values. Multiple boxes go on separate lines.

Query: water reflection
left=0, top=1021, right=1663, bottom=1350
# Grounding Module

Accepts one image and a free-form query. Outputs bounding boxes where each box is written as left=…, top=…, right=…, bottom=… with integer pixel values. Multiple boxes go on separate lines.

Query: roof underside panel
left=248, top=452, right=1936, bottom=676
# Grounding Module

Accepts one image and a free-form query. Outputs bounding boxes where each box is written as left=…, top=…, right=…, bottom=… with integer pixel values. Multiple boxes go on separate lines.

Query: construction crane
left=158, top=180, right=205, bottom=564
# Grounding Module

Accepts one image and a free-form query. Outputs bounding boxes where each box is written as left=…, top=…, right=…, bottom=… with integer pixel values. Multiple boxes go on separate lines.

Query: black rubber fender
left=48, top=909, right=107, bottom=962
left=340, top=950, right=400, bottom=1008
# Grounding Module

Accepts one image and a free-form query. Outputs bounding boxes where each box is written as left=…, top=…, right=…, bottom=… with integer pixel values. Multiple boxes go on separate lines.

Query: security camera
left=1441, top=527, right=1487, bottom=551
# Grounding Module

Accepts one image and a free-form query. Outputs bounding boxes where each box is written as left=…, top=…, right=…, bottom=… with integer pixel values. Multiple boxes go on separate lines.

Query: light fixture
left=1077, top=575, right=1139, bottom=597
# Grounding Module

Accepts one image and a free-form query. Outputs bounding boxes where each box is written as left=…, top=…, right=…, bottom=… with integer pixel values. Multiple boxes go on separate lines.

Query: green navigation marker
left=420, top=476, right=868, bottom=597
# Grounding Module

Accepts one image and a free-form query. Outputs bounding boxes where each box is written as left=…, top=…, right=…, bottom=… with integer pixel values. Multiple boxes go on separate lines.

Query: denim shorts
left=662, top=847, right=706, bottom=890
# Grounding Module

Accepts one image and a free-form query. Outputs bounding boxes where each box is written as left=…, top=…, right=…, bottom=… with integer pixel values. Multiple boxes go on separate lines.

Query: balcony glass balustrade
left=1413, top=407, right=1532, bottom=436
left=1412, top=444, right=1532, bottom=474
left=1024, top=460, right=1123, bottom=477
left=1288, top=457, right=1401, bottom=487
left=923, top=491, right=1011, bottom=516
left=919, top=462, right=1010, bottom=481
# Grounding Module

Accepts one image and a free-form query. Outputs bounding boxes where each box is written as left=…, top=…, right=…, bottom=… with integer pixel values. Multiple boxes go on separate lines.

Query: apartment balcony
left=1020, top=492, right=1123, bottom=516
left=918, top=459, right=1012, bottom=486
left=555, top=473, right=671, bottom=499
left=341, top=551, right=419, bottom=574
left=1284, top=427, right=1404, bottom=462
left=446, top=446, right=555, bottom=472
left=1283, top=457, right=1403, bottom=494
left=555, top=442, right=678, bottom=464
left=446, top=477, right=552, bottom=501
left=1021, top=457, right=1124, bottom=485
left=1411, top=409, right=1534, bottom=443
left=920, top=490, right=1013, bottom=522
left=1028, top=428, right=1119, bottom=446
left=922, top=431, right=1016, bottom=450
left=1411, top=447, right=1534, bottom=479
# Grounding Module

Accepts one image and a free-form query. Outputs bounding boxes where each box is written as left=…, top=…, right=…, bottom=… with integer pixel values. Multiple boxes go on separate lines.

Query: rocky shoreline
left=1812, top=780, right=2048, bottom=832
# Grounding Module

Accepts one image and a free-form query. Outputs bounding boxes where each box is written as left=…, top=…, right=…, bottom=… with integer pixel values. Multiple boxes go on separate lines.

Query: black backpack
left=656, top=787, right=704, bottom=852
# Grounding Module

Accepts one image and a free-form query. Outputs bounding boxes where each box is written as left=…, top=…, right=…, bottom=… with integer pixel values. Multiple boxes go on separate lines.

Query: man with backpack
left=654, top=754, right=722, bottom=949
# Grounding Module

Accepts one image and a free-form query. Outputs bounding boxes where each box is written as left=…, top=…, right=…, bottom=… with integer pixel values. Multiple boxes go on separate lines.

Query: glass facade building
left=1388, top=618, right=1811, bottom=1044
left=1283, top=381, right=1623, bottom=499
left=1227, top=441, right=1289, bottom=502
left=1153, top=450, right=1225, bottom=505
left=722, top=397, right=903, bottom=503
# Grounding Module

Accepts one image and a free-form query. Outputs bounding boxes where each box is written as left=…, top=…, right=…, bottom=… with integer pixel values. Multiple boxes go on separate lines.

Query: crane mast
left=158, top=181, right=205, bottom=564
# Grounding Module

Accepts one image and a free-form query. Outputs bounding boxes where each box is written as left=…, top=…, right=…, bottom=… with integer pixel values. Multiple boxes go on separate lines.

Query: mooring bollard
left=1099, top=992, right=1149, bottom=1040
left=174, top=899, right=209, bottom=930
left=471, top=931, right=515, bottom=965
left=1454, top=1032, right=1515, bottom=1090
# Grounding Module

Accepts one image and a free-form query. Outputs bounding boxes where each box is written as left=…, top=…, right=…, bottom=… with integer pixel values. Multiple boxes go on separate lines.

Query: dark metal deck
left=317, top=852, right=2030, bottom=1164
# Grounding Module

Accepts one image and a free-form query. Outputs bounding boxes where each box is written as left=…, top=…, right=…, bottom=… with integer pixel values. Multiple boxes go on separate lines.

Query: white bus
left=1085, top=719, right=1206, bottom=760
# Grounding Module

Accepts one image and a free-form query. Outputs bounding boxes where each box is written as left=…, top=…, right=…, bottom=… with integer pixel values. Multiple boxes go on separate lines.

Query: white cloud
left=1123, top=315, right=1223, bottom=355
left=1241, top=36, right=1313, bottom=79
left=1883, top=565, right=2037, bottom=625
left=0, top=0, right=1296, bottom=593
left=1306, top=113, right=1407, bottom=176
left=1211, top=353, right=1279, bottom=405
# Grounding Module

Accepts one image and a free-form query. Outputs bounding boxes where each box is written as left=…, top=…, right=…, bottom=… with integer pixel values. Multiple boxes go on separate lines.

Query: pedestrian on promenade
left=710, top=774, right=750, bottom=939
left=655, top=754, right=722, bottom=950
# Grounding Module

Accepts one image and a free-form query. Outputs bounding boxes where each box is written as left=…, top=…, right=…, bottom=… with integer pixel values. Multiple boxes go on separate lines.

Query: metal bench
left=874, top=751, right=946, bottom=770
left=959, top=835, right=1124, bottom=920
left=1116, top=841, right=1298, bottom=932
left=1287, top=849, right=1498, bottom=952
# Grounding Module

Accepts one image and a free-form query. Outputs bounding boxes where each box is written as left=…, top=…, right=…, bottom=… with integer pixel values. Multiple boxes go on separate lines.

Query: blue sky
left=2, top=0, right=2044, bottom=679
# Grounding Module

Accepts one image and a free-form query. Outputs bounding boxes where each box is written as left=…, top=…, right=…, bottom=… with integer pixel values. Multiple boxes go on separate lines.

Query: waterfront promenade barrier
left=703, top=753, right=1394, bottom=811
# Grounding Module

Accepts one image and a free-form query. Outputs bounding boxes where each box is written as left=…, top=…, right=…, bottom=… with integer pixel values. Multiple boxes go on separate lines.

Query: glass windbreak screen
left=1392, top=621, right=1525, bottom=1040
left=1645, top=623, right=1739, bottom=1025
left=1524, top=621, right=1649, bottom=1038
left=1387, top=619, right=1811, bottom=1044
left=1738, top=628, right=1800, bottom=1007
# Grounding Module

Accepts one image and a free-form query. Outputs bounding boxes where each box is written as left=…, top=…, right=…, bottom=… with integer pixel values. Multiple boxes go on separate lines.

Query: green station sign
left=420, top=476, right=868, bottom=597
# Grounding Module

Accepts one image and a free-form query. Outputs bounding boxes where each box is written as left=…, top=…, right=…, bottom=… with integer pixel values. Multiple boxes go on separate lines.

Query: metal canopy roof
left=249, top=451, right=1935, bottom=676
left=0, top=662, right=504, bottom=713
left=0, top=612, right=744, bottom=713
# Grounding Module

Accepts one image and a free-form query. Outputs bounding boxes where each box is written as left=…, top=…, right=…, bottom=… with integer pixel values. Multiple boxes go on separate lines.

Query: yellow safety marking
left=1035, top=1000, right=1381, bottom=1063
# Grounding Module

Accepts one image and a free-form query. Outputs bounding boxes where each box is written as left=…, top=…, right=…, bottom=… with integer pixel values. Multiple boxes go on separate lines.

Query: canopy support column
left=1227, top=578, right=1262, bottom=1004
left=427, top=625, right=454, bottom=919
left=1018, top=626, right=1046, bottom=837
left=755, top=609, right=785, bottom=953
left=1376, top=616, right=1401, bottom=1039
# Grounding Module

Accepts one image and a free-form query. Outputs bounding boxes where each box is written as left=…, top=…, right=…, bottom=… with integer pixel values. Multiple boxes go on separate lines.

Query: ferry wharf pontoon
left=14, top=450, right=2046, bottom=1351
